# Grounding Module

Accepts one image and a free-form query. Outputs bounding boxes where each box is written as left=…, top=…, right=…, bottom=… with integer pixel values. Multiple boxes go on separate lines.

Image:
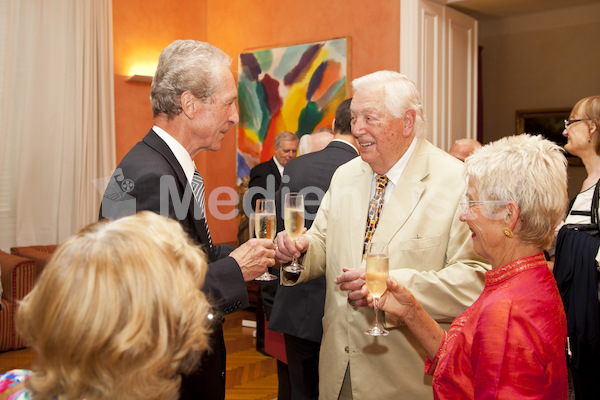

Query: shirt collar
left=153, top=125, right=196, bottom=183
left=331, top=138, right=359, bottom=154
left=272, top=156, right=284, bottom=176
left=374, top=136, right=418, bottom=185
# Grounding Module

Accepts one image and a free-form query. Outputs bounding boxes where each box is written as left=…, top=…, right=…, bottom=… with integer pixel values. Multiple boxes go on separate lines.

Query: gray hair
left=351, top=71, right=426, bottom=137
left=150, top=40, right=232, bottom=118
left=464, top=134, right=568, bottom=249
left=274, top=131, right=298, bottom=150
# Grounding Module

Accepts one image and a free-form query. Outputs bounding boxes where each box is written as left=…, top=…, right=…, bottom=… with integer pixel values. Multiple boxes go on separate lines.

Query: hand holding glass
left=253, top=199, right=277, bottom=281
left=283, top=193, right=305, bottom=273
left=364, top=242, right=389, bottom=336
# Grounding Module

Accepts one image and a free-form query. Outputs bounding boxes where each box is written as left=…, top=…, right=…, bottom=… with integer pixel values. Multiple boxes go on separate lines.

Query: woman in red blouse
left=364, top=134, right=569, bottom=399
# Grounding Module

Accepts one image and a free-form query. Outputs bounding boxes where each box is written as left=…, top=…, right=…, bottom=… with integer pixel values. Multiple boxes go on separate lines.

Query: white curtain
left=0, top=0, right=115, bottom=252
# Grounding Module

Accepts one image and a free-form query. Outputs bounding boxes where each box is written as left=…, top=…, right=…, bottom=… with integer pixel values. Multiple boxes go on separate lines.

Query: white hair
left=351, top=71, right=426, bottom=137
left=464, top=134, right=568, bottom=249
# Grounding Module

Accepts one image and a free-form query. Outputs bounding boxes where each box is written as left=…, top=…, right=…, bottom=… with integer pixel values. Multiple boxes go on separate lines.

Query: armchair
left=11, top=244, right=59, bottom=278
left=0, top=250, right=36, bottom=351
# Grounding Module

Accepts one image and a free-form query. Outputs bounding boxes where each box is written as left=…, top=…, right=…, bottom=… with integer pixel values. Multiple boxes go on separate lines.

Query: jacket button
left=344, top=346, right=349, bottom=353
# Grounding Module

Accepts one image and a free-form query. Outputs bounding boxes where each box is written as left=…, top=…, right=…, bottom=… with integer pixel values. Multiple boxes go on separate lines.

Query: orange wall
left=112, top=0, right=399, bottom=244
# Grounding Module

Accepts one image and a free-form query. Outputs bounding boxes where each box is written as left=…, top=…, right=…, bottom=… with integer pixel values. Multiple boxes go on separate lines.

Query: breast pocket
left=392, top=235, right=444, bottom=270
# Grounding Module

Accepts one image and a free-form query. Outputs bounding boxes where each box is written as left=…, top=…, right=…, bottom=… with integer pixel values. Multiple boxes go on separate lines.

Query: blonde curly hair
left=17, top=211, right=211, bottom=400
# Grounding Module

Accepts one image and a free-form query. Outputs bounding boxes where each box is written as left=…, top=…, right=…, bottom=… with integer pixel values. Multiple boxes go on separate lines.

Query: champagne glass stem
left=291, top=239, right=297, bottom=266
left=373, top=297, right=381, bottom=329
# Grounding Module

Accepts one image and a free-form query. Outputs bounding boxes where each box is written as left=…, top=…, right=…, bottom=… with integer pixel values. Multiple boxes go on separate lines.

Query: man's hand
left=230, top=238, right=276, bottom=281
left=334, top=267, right=367, bottom=307
left=274, top=230, right=308, bottom=264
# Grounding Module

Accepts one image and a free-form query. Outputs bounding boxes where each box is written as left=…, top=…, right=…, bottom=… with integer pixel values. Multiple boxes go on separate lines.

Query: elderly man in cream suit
left=275, top=71, right=490, bottom=400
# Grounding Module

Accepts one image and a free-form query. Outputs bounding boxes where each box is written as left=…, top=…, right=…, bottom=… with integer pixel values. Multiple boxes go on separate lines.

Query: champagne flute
left=253, top=199, right=277, bottom=281
left=283, top=193, right=305, bottom=274
left=364, top=242, right=389, bottom=336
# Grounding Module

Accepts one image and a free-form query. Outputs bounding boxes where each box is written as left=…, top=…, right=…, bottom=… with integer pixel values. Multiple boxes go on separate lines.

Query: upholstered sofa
left=0, top=251, right=36, bottom=351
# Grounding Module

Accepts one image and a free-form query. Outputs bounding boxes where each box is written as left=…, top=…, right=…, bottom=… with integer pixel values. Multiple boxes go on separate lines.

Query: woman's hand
left=361, top=275, right=445, bottom=359
left=361, top=276, right=418, bottom=321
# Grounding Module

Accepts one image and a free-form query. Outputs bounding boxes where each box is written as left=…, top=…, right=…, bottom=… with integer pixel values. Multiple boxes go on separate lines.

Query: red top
left=425, top=253, right=568, bottom=399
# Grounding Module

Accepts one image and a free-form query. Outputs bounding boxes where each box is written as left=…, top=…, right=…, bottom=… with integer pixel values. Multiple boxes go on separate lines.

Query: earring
left=589, top=137, right=592, bottom=143
left=502, top=227, right=513, bottom=238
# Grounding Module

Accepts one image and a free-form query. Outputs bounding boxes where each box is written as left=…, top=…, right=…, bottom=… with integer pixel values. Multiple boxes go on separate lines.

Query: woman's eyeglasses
left=459, top=199, right=507, bottom=214
left=564, top=119, right=591, bottom=130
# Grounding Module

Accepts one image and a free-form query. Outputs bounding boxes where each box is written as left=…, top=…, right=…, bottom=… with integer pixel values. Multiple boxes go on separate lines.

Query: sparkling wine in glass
left=283, top=193, right=305, bottom=273
left=364, top=242, right=389, bottom=336
left=253, top=199, right=277, bottom=281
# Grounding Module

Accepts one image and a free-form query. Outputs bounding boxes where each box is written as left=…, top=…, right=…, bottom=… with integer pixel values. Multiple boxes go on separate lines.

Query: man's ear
left=181, top=91, right=196, bottom=118
left=403, top=108, right=416, bottom=138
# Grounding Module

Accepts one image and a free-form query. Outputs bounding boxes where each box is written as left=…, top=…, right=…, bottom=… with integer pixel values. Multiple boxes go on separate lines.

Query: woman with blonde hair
left=0, top=211, right=212, bottom=400
left=363, top=134, right=569, bottom=398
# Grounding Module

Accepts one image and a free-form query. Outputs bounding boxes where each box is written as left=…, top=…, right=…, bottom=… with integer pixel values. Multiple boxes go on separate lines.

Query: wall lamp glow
left=127, top=74, right=153, bottom=83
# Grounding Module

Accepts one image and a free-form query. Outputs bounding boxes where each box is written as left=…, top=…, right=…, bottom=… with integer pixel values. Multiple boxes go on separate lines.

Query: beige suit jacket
left=283, top=138, right=490, bottom=399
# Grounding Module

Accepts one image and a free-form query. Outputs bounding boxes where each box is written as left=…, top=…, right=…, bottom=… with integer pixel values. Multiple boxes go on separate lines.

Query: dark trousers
left=571, top=349, right=600, bottom=400
left=179, top=324, right=226, bottom=400
left=277, top=359, right=292, bottom=400
left=283, top=333, right=321, bottom=400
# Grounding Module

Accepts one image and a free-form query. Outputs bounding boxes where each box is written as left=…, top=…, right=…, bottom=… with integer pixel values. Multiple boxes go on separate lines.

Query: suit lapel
left=374, top=138, right=429, bottom=244
left=143, top=129, right=216, bottom=260
left=268, top=158, right=282, bottom=188
left=347, top=161, right=374, bottom=264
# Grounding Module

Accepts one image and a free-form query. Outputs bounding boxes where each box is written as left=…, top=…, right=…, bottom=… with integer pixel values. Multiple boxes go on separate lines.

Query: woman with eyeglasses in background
left=362, top=134, right=569, bottom=399
left=554, top=95, right=600, bottom=400
left=562, top=96, right=600, bottom=199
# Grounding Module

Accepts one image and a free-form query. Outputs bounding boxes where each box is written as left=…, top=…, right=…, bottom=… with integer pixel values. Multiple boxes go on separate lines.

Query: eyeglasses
left=564, top=119, right=591, bottom=130
left=460, top=199, right=507, bottom=214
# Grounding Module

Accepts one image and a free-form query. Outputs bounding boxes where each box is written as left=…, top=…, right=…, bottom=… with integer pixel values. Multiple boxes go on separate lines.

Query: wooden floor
left=0, top=309, right=278, bottom=400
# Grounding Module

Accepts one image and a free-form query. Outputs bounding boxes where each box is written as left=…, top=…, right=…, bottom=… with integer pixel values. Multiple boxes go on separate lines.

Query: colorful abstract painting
left=236, top=38, right=348, bottom=182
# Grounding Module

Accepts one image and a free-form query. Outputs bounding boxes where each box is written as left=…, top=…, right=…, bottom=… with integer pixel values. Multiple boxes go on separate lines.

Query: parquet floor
left=0, top=309, right=278, bottom=400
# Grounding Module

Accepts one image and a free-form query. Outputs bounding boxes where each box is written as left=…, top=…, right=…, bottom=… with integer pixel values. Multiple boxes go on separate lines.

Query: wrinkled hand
left=334, top=268, right=367, bottom=307
left=230, top=238, right=276, bottom=281
left=360, top=276, right=417, bottom=320
left=274, top=230, right=308, bottom=264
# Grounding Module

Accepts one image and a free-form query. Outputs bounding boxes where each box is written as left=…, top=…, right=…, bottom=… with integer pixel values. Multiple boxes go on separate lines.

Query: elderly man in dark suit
left=99, top=40, right=275, bottom=400
left=269, top=98, right=358, bottom=400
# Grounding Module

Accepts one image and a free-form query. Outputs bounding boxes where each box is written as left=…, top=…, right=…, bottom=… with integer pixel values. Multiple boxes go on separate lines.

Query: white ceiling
left=447, top=0, right=600, bottom=19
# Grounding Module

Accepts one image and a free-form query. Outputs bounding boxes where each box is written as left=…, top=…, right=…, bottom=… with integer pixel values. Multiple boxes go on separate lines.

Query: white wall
left=478, top=3, right=600, bottom=198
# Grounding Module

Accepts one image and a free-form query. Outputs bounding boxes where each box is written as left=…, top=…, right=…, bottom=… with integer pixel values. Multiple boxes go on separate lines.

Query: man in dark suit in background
left=269, top=98, right=358, bottom=400
left=247, top=130, right=298, bottom=390
left=99, top=40, right=275, bottom=400
left=248, top=130, right=298, bottom=211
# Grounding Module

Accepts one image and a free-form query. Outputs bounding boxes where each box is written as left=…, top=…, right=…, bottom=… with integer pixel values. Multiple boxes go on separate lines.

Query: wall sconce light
left=126, top=61, right=157, bottom=83
left=127, top=74, right=153, bottom=83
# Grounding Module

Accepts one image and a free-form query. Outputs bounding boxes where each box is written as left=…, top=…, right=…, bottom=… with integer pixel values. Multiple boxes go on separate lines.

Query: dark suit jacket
left=248, top=158, right=281, bottom=212
left=269, top=140, right=358, bottom=342
left=99, top=129, right=247, bottom=400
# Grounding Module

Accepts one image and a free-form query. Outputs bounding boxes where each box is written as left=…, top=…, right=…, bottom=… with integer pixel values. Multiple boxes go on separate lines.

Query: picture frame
left=236, top=37, right=350, bottom=183
left=515, top=108, right=581, bottom=166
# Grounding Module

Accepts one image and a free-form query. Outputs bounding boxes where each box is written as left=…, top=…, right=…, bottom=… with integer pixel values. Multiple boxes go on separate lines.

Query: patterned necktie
left=191, top=169, right=213, bottom=249
left=363, top=175, right=389, bottom=255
